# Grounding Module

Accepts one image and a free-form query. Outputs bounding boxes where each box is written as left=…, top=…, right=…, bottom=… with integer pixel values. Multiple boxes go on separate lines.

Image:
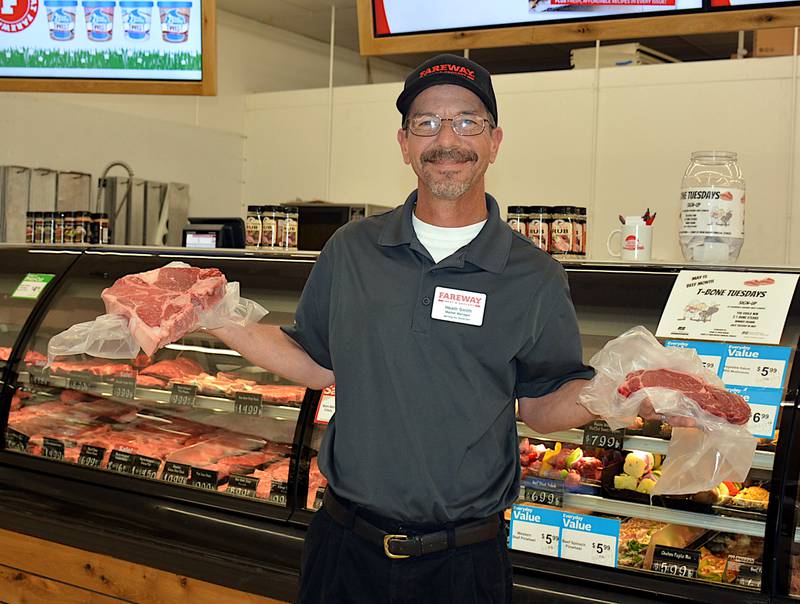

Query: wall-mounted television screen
left=0, top=0, right=214, bottom=93
left=372, top=0, right=704, bottom=36
left=358, top=0, right=800, bottom=55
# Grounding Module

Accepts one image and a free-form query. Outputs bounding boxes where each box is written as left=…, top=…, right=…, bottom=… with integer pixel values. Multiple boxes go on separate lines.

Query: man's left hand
left=637, top=397, right=696, bottom=428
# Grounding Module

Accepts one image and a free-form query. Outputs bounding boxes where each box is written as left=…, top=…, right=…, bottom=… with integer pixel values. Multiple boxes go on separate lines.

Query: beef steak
left=102, top=265, right=227, bottom=355
left=618, top=368, right=750, bottom=425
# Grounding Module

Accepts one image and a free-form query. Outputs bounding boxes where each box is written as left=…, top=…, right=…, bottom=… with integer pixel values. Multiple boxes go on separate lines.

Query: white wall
left=0, top=10, right=407, bottom=217
left=243, top=57, right=800, bottom=266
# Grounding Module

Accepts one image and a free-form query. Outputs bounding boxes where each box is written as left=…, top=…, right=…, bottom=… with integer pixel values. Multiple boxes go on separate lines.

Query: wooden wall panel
left=0, top=529, right=286, bottom=604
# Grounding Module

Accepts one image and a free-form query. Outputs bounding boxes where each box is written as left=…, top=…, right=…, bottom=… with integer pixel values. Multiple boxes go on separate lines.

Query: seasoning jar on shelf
left=549, top=206, right=575, bottom=258
left=526, top=206, right=550, bottom=252
left=506, top=206, right=528, bottom=237
left=246, top=205, right=262, bottom=250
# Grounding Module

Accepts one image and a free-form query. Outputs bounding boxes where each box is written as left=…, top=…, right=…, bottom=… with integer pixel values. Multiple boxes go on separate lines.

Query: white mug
left=607, top=219, right=653, bottom=261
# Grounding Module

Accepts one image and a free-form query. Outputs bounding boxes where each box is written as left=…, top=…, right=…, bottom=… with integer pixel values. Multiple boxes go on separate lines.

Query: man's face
left=397, top=84, right=503, bottom=200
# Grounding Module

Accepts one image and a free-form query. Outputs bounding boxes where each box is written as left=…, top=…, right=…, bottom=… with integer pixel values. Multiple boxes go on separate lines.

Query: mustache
left=421, top=147, right=478, bottom=164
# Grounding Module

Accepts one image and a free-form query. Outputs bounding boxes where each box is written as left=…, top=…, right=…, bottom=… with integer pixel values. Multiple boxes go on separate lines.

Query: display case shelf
left=517, top=423, right=775, bottom=471
left=562, top=492, right=766, bottom=537
left=17, top=371, right=302, bottom=422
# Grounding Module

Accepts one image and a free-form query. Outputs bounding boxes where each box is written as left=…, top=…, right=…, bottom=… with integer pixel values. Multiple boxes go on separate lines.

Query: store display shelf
left=17, top=372, right=301, bottom=422
left=563, top=492, right=765, bottom=537
left=517, top=423, right=774, bottom=471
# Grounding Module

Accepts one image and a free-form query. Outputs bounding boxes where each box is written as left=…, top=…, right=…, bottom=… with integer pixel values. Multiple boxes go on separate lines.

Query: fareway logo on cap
left=419, top=64, right=476, bottom=81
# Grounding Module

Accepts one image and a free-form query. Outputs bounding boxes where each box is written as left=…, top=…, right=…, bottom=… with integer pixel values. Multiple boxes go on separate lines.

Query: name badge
left=431, top=286, right=486, bottom=326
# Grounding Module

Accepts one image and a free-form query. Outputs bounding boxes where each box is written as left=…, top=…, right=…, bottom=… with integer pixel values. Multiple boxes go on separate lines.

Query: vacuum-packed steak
left=101, top=265, right=227, bottom=355
left=618, top=369, right=750, bottom=425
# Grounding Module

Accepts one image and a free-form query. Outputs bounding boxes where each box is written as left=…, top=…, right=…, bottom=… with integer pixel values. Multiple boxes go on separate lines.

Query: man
left=213, top=54, right=602, bottom=602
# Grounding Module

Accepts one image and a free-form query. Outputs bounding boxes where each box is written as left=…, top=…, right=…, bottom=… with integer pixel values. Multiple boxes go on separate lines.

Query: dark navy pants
left=297, top=503, right=513, bottom=604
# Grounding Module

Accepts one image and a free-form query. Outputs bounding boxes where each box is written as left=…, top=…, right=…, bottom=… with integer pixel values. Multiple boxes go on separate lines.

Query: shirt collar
left=378, top=190, right=512, bottom=274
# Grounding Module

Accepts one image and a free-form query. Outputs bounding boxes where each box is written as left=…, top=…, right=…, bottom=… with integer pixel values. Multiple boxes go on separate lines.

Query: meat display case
left=1, top=246, right=800, bottom=603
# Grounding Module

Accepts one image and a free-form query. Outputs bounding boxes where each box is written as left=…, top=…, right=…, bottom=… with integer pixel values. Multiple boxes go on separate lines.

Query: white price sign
left=510, top=520, right=560, bottom=558
left=560, top=529, right=617, bottom=568
left=698, top=354, right=722, bottom=375
left=314, top=385, right=336, bottom=424
left=722, top=357, right=786, bottom=390
left=747, top=403, right=778, bottom=436
left=508, top=506, right=619, bottom=569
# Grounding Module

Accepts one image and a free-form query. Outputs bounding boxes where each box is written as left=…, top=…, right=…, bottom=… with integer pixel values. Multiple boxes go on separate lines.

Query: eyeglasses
left=404, top=113, right=492, bottom=137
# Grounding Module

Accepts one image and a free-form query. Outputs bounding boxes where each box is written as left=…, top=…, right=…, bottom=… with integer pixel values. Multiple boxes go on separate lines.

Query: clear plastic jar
left=572, top=206, right=587, bottom=257
left=260, top=205, right=279, bottom=249
left=680, top=151, right=745, bottom=263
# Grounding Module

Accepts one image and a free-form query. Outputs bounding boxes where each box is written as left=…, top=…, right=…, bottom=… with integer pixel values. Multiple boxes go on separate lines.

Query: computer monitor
left=186, top=217, right=246, bottom=248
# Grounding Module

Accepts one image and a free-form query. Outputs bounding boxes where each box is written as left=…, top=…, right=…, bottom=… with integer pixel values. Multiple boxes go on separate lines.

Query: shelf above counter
left=17, top=371, right=301, bottom=422
left=560, top=492, right=766, bottom=537
left=517, top=423, right=775, bottom=471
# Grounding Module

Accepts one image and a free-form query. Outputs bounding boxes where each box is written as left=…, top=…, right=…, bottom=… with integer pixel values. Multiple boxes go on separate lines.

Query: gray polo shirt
left=283, top=191, right=594, bottom=523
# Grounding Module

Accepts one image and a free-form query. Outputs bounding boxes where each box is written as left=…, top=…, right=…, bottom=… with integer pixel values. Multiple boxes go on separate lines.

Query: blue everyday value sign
left=664, top=340, right=791, bottom=439
left=508, top=505, right=619, bottom=568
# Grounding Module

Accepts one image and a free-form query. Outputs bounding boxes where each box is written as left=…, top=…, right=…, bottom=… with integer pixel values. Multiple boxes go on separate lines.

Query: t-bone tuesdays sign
left=0, top=0, right=202, bottom=79
left=656, top=271, right=799, bottom=345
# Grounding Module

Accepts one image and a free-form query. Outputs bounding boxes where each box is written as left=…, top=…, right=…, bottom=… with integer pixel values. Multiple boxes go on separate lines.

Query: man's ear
left=397, top=128, right=412, bottom=165
left=488, top=126, right=503, bottom=164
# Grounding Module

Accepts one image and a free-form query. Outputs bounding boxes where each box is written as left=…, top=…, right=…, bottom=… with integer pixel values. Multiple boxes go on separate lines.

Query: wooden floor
left=0, top=529, right=288, bottom=604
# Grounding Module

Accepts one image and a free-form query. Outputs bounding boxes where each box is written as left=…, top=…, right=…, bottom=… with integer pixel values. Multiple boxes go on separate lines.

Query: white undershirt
left=412, top=212, right=487, bottom=263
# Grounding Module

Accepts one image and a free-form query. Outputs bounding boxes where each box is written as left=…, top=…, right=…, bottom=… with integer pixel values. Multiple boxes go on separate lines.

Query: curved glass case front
left=5, top=248, right=315, bottom=510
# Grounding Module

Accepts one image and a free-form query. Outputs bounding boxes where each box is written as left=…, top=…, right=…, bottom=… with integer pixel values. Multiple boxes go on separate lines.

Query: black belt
left=321, top=490, right=499, bottom=559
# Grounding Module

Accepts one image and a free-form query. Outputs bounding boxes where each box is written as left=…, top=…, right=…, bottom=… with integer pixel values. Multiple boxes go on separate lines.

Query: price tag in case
left=269, top=480, right=288, bottom=505
left=107, top=450, right=134, bottom=474
left=170, top=383, right=197, bottom=407
left=226, top=474, right=259, bottom=498
left=130, top=455, right=161, bottom=479
left=5, top=428, right=29, bottom=452
left=233, top=392, right=263, bottom=416
left=651, top=546, right=700, bottom=579
left=78, top=445, right=106, bottom=468
left=161, top=462, right=191, bottom=485
left=582, top=420, right=625, bottom=451
left=190, top=467, right=218, bottom=491
left=724, top=555, right=762, bottom=589
left=41, top=437, right=65, bottom=460
left=520, top=476, right=565, bottom=508
left=112, top=375, right=137, bottom=400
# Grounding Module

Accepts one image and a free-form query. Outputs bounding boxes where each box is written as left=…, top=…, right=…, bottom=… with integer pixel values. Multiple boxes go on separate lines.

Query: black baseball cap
left=396, top=53, right=498, bottom=126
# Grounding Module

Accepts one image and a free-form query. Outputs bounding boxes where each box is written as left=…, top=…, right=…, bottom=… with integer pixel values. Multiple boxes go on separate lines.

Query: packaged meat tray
left=693, top=533, right=764, bottom=582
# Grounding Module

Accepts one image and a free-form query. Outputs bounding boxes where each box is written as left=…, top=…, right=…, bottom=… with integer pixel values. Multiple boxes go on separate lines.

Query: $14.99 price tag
left=582, top=420, right=625, bottom=451
left=234, top=392, right=262, bottom=416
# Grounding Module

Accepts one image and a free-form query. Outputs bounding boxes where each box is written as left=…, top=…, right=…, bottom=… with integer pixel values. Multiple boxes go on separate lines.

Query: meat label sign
left=509, top=505, right=619, bottom=568
left=664, top=340, right=791, bottom=439
left=656, top=271, right=798, bottom=345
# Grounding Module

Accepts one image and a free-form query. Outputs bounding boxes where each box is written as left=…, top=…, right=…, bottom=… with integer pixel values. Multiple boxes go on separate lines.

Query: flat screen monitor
left=0, top=0, right=215, bottom=93
left=187, top=217, right=245, bottom=249
left=372, top=0, right=703, bottom=35
left=183, top=229, right=219, bottom=249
